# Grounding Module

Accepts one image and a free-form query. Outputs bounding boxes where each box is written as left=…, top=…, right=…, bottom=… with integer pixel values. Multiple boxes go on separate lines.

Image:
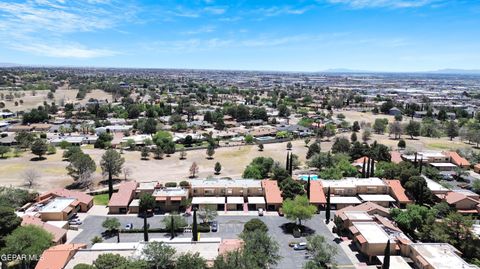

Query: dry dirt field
left=0, top=140, right=312, bottom=192
left=1, top=87, right=113, bottom=112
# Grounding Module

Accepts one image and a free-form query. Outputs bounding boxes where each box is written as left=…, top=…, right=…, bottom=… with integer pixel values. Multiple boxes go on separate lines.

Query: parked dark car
left=211, top=221, right=218, bottom=232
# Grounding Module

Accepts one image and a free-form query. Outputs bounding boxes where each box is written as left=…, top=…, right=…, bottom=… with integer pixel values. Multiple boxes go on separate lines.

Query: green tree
left=63, top=146, right=83, bottom=161
left=404, top=176, right=432, bottom=204
left=102, top=217, right=121, bottom=241
left=94, top=132, right=113, bottom=149
left=240, top=229, right=281, bottom=269
left=0, top=146, right=10, bottom=158
left=244, top=134, right=254, bottom=144
left=1, top=225, right=53, bottom=268
left=214, top=162, right=222, bottom=174
left=15, top=131, right=36, bottom=149
left=140, top=193, right=155, bottom=242
left=243, top=218, right=269, bottom=233
left=306, top=143, right=321, bottom=159
left=331, top=137, right=350, bottom=154
left=279, top=178, right=305, bottom=199
left=94, top=253, right=128, bottom=269
left=141, top=146, right=150, bottom=160
left=31, top=139, right=48, bottom=159
left=66, top=152, right=96, bottom=181
left=373, top=118, right=388, bottom=134
left=446, top=120, right=459, bottom=140
left=405, top=120, right=421, bottom=139
left=206, top=144, right=215, bottom=159
left=142, top=241, right=176, bottom=269
left=162, top=214, right=187, bottom=230
left=153, top=146, right=164, bottom=159
left=282, top=195, right=317, bottom=226
left=304, top=235, right=338, bottom=268
left=0, top=206, right=21, bottom=246
left=197, top=205, right=218, bottom=223
left=397, top=139, right=406, bottom=149
left=176, top=252, right=208, bottom=269
left=100, top=149, right=125, bottom=198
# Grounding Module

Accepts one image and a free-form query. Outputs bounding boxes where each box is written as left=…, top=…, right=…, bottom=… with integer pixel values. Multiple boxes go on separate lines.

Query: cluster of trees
left=64, top=146, right=96, bottom=188
left=391, top=204, right=480, bottom=266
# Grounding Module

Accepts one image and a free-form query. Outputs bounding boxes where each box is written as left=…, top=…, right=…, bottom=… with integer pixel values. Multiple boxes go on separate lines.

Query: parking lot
left=71, top=213, right=354, bottom=269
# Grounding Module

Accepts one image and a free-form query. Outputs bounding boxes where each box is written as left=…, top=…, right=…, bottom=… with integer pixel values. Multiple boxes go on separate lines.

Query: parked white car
left=258, top=208, right=264, bottom=216
left=293, top=242, right=307, bottom=250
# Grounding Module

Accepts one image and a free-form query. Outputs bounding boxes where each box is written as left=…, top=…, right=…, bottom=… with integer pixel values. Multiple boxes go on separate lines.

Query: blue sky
left=0, top=0, right=479, bottom=72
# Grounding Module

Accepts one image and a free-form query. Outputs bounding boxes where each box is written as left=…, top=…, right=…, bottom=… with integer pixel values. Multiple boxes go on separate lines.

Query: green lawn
left=93, top=194, right=109, bottom=205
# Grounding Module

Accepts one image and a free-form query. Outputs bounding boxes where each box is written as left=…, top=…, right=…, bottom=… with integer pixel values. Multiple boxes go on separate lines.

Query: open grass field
left=93, top=194, right=109, bottom=205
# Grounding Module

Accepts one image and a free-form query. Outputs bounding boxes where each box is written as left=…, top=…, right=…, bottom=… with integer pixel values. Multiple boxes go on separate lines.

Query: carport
left=247, top=196, right=266, bottom=210
left=226, top=197, right=244, bottom=211
left=192, top=197, right=225, bottom=211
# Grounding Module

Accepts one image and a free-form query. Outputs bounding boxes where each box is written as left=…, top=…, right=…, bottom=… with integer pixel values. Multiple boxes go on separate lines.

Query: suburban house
left=385, top=180, right=413, bottom=208
left=35, top=244, right=87, bottom=269
left=442, top=190, right=480, bottom=214
left=22, top=215, right=68, bottom=245
left=108, top=181, right=138, bottom=214
left=405, top=243, right=480, bottom=269
left=38, top=188, right=93, bottom=212
left=443, top=151, right=470, bottom=169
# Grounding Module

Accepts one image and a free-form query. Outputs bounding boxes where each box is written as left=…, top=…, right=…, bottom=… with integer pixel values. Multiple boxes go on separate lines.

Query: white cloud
left=0, top=0, right=134, bottom=58
left=253, top=6, right=312, bottom=17
left=11, top=42, right=118, bottom=58
left=324, top=0, right=443, bottom=8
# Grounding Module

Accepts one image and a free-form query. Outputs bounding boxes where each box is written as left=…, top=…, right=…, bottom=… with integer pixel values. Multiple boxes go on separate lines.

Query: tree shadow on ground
left=279, top=222, right=316, bottom=237
left=30, top=156, right=46, bottom=161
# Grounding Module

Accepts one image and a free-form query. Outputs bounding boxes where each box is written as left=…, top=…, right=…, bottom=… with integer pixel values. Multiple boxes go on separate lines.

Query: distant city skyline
left=0, top=0, right=479, bottom=72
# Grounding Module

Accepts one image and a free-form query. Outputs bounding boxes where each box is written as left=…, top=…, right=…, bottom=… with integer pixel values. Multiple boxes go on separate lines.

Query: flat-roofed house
left=38, top=188, right=93, bottom=212
left=152, top=187, right=189, bottom=212
left=108, top=181, right=138, bottom=214
left=37, top=197, right=78, bottom=221
left=358, top=194, right=396, bottom=207
left=406, top=243, right=480, bottom=269
left=351, top=222, right=396, bottom=261
left=262, top=180, right=283, bottom=211
left=190, top=178, right=263, bottom=197
left=321, top=177, right=389, bottom=196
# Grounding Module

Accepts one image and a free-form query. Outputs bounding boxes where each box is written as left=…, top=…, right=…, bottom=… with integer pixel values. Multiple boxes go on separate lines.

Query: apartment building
left=406, top=243, right=479, bottom=269
left=321, top=178, right=392, bottom=209
left=108, top=181, right=138, bottom=214
left=190, top=178, right=265, bottom=211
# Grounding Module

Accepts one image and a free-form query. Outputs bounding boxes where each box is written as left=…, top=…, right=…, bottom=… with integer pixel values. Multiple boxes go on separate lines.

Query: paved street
left=71, top=213, right=354, bottom=269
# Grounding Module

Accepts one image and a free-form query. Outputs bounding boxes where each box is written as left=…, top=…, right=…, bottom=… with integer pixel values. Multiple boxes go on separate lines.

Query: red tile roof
left=218, top=239, right=244, bottom=256
left=261, top=180, right=283, bottom=205
left=445, top=191, right=479, bottom=205
left=108, top=181, right=137, bottom=207
left=310, top=181, right=326, bottom=204
left=444, top=151, right=470, bottom=167
left=336, top=201, right=390, bottom=216
left=21, top=215, right=67, bottom=243
left=385, top=180, right=412, bottom=204
left=35, top=243, right=86, bottom=269
left=39, top=188, right=93, bottom=206
left=390, top=151, right=403, bottom=164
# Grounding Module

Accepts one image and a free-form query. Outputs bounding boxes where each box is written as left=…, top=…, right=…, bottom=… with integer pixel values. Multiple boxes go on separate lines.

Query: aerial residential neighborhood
left=1, top=0, right=480, bottom=269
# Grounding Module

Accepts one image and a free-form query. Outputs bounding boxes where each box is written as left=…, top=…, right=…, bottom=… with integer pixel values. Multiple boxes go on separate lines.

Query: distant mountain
left=0, top=63, right=22, bottom=67
left=429, top=69, right=480, bottom=75
left=320, top=68, right=373, bottom=73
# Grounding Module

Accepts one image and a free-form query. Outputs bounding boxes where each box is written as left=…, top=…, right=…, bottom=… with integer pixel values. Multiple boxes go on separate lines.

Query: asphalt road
left=71, top=213, right=354, bottom=269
